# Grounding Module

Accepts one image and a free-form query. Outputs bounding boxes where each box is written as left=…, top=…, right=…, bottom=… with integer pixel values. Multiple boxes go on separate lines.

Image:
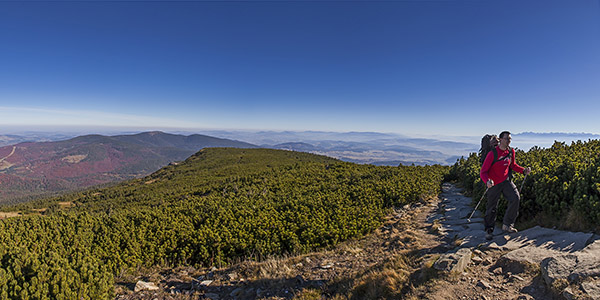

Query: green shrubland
left=448, top=139, right=600, bottom=230
left=0, top=148, right=447, bottom=298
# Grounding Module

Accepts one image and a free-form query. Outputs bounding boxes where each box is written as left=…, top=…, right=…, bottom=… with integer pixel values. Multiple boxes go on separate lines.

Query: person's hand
left=524, top=167, right=532, bottom=175
left=487, top=179, right=494, bottom=188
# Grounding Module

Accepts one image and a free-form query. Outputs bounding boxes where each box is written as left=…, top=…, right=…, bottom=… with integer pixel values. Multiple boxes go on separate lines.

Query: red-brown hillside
left=0, top=131, right=255, bottom=204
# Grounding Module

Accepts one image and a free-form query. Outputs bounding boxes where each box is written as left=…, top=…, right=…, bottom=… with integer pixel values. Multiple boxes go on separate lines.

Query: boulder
left=541, top=255, right=578, bottom=286
left=492, top=227, right=594, bottom=275
left=500, top=247, right=562, bottom=274
left=540, top=245, right=600, bottom=300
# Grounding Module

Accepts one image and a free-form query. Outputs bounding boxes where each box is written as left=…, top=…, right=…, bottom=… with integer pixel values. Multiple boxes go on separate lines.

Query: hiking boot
left=485, top=228, right=494, bottom=240
left=502, top=224, right=518, bottom=233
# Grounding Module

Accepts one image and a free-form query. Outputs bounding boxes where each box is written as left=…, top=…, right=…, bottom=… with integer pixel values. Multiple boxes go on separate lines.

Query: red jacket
left=480, top=146, right=525, bottom=184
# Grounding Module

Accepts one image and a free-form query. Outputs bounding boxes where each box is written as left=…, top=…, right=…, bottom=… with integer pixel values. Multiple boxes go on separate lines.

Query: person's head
left=499, top=131, right=512, bottom=148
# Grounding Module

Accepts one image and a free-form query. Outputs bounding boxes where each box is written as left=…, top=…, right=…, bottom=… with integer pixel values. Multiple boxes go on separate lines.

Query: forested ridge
left=448, top=139, right=600, bottom=231
left=0, top=148, right=447, bottom=299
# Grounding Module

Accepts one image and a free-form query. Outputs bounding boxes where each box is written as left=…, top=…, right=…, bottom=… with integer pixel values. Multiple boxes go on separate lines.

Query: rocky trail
left=116, top=183, right=600, bottom=299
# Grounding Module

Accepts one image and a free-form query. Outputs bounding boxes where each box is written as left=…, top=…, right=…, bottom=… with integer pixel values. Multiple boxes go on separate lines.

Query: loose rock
left=562, top=286, right=575, bottom=300
left=227, top=272, right=238, bottom=281
left=134, top=280, right=159, bottom=292
left=492, top=266, right=503, bottom=275
left=433, top=248, right=472, bottom=273
left=476, top=280, right=492, bottom=290
left=510, top=274, right=524, bottom=282
left=581, top=281, right=600, bottom=300
left=482, top=257, right=493, bottom=266
left=200, top=280, right=214, bottom=286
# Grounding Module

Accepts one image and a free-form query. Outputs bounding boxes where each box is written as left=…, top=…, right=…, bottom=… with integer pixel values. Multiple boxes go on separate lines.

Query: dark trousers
left=484, top=180, right=520, bottom=231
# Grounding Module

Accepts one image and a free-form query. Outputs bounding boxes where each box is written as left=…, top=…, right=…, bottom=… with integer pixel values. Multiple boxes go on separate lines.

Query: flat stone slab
left=486, top=226, right=593, bottom=252
left=581, top=236, right=600, bottom=252
left=442, top=217, right=484, bottom=226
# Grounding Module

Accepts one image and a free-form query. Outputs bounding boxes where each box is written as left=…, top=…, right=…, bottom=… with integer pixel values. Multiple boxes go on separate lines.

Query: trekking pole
left=518, top=173, right=528, bottom=195
left=468, top=187, right=489, bottom=222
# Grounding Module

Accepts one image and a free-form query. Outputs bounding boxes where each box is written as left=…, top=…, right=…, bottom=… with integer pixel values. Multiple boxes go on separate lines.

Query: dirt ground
left=0, top=211, right=21, bottom=219
left=115, top=192, right=563, bottom=300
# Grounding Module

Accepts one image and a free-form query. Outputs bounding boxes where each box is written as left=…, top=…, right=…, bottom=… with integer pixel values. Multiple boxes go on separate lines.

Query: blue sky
left=1, top=0, right=599, bottom=137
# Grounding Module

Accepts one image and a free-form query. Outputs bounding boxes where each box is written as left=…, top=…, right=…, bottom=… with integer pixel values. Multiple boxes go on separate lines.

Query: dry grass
left=337, top=244, right=364, bottom=256
left=258, top=258, right=295, bottom=279
left=0, top=161, right=13, bottom=171
left=58, top=201, right=73, bottom=207
left=562, top=208, right=592, bottom=232
left=453, top=238, right=465, bottom=247
left=346, top=254, right=414, bottom=300
left=31, top=208, right=47, bottom=214
left=235, top=254, right=300, bottom=281
left=551, top=278, right=569, bottom=295
left=0, top=212, right=21, bottom=219
left=61, top=154, right=87, bottom=163
left=291, top=289, right=324, bottom=300
left=429, top=219, right=442, bottom=234
left=350, top=269, right=408, bottom=299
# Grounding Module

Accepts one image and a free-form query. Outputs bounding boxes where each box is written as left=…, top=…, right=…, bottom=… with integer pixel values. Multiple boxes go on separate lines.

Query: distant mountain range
left=516, top=132, right=600, bottom=138
left=199, top=130, right=477, bottom=166
left=270, top=140, right=463, bottom=166
left=0, top=131, right=255, bottom=204
left=511, top=132, right=600, bottom=151
left=0, top=133, right=77, bottom=147
left=1, top=129, right=598, bottom=204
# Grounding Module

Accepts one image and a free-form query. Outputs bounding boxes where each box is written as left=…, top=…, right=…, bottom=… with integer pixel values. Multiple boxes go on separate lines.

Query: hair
left=499, top=131, right=511, bottom=139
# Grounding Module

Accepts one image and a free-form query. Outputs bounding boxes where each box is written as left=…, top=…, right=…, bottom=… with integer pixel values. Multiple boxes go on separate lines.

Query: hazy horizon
left=3, top=126, right=599, bottom=154
left=1, top=1, right=599, bottom=136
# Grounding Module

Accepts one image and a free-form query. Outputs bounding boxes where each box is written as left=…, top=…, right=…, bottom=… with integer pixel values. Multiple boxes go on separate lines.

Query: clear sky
left=1, top=0, right=599, bottom=136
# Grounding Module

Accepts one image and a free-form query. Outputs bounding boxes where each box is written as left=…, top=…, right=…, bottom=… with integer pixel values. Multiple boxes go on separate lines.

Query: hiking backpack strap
left=491, top=148, right=499, bottom=166
left=491, top=147, right=515, bottom=181
left=491, top=147, right=513, bottom=166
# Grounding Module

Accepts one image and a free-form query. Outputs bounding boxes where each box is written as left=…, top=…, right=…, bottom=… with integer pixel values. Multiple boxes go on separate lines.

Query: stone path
left=430, top=183, right=600, bottom=300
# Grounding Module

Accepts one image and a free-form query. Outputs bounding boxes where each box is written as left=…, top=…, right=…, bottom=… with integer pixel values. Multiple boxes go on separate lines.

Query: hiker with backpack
left=480, top=131, right=531, bottom=240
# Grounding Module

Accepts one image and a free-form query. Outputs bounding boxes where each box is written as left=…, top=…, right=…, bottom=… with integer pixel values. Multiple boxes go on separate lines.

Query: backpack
left=479, top=134, right=498, bottom=165
left=479, top=134, right=514, bottom=179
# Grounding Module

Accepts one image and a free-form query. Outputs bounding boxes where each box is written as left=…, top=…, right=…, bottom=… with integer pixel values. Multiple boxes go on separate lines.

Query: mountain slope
left=0, top=131, right=256, bottom=203
left=0, top=148, right=447, bottom=298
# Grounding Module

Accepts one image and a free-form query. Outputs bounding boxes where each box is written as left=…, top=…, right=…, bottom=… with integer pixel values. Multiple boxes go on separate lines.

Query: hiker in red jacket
left=480, top=131, right=531, bottom=240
